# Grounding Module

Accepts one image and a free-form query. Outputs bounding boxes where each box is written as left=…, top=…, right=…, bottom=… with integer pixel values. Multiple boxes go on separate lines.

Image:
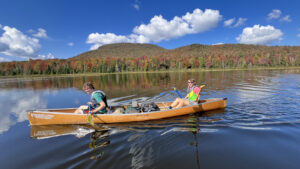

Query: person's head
left=187, top=78, right=196, bottom=88
left=82, top=82, right=95, bottom=94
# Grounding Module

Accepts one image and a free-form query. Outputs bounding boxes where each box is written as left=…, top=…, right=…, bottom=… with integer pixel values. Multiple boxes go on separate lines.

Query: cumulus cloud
left=0, top=41, right=9, bottom=51
left=0, top=25, right=52, bottom=60
left=0, top=26, right=41, bottom=58
left=236, top=25, right=283, bottom=45
left=87, top=33, right=134, bottom=50
left=32, top=28, right=48, bottom=39
left=280, top=15, right=292, bottom=22
left=267, top=9, right=281, bottom=20
left=67, top=42, right=74, bottom=46
left=86, top=8, right=222, bottom=50
left=134, top=9, right=222, bottom=42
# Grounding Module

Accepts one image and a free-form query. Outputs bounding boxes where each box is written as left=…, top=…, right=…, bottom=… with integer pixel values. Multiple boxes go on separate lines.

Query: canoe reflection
left=30, top=125, right=98, bottom=139
left=29, top=111, right=225, bottom=166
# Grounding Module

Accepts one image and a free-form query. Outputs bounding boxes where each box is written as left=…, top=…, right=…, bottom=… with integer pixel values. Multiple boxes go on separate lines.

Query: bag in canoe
left=141, top=102, right=160, bottom=112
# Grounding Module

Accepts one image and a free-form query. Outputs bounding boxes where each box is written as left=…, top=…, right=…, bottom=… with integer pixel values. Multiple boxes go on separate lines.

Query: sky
left=0, top=0, right=299, bottom=62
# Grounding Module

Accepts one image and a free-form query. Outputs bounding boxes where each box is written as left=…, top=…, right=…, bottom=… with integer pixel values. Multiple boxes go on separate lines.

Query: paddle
left=173, top=88, right=183, bottom=98
left=87, top=104, right=94, bottom=126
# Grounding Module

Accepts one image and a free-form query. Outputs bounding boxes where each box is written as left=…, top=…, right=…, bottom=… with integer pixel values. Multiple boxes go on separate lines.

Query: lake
left=1, top=69, right=300, bottom=169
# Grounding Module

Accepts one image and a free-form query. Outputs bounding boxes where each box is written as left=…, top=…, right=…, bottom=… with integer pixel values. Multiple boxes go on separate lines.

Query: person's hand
left=87, top=102, right=92, bottom=105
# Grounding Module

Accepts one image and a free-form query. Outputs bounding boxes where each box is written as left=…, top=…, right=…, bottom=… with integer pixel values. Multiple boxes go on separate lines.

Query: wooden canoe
left=27, top=98, right=227, bottom=125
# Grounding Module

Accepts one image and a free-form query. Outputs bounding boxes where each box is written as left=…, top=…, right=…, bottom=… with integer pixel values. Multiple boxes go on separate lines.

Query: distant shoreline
left=1, top=66, right=300, bottom=80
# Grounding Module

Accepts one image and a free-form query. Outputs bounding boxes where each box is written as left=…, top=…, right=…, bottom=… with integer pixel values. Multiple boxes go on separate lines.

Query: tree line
left=0, top=44, right=299, bottom=76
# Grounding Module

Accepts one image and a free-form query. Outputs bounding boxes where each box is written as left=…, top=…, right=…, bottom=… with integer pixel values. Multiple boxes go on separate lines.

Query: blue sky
left=0, top=0, right=299, bottom=62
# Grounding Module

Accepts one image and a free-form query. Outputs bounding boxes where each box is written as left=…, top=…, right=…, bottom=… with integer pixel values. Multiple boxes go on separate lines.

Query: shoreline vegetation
left=0, top=66, right=299, bottom=80
left=0, top=43, right=299, bottom=78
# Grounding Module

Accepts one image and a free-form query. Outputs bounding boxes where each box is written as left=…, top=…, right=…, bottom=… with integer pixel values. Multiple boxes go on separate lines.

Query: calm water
left=1, top=69, right=300, bottom=169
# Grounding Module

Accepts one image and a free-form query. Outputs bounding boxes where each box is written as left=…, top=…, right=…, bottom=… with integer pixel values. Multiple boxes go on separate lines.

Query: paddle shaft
left=174, top=88, right=183, bottom=98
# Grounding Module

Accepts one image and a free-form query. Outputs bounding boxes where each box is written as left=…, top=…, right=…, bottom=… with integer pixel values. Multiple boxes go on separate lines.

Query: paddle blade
left=87, top=114, right=94, bottom=126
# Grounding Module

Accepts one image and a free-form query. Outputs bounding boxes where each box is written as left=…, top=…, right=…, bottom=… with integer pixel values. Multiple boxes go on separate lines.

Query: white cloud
left=224, top=18, right=235, bottom=27
left=67, top=42, right=74, bottom=46
left=236, top=25, right=283, bottom=45
left=0, top=26, right=41, bottom=58
left=212, top=43, right=224, bottom=45
left=233, top=18, right=247, bottom=27
left=133, top=0, right=140, bottom=10
left=86, top=8, right=222, bottom=50
left=32, top=28, right=48, bottom=39
left=27, top=29, right=35, bottom=34
left=87, top=33, right=134, bottom=50
left=0, top=26, right=51, bottom=60
left=267, top=9, right=292, bottom=22
left=267, top=9, right=281, bottom=20
left=224, top=17, right=247, bottom=28
left=297, top=33, right=300, bottom=38
left=280, top=15, right=292, bottom=22
left=37, top=53, right=55, bottom=60
left=0, top=56, right=10, bottom=62
left=133, top=4, right=139, bottom=10
left=0, top=41, right=9, bottom=51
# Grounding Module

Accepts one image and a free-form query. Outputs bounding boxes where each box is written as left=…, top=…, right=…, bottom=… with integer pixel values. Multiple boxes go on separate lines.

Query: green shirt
left=92, top=92, right=107, bottom=113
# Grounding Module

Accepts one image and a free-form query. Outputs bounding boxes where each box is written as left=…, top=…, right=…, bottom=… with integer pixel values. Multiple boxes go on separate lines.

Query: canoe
left=27, top=98, right=227, bottom=125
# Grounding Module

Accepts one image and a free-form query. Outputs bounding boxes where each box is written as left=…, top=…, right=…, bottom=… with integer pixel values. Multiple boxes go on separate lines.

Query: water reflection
left=0, top=89, right=47, bottom=134
left=0, top=70, right=283, bottom=98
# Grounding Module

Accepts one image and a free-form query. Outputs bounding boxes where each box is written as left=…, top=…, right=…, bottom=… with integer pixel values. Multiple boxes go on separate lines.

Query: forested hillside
left=0, top=43, right=299, bottom=76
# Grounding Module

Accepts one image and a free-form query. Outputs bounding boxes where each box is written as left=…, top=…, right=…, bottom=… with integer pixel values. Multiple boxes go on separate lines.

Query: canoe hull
left=28, top=98, right=227, bottom=125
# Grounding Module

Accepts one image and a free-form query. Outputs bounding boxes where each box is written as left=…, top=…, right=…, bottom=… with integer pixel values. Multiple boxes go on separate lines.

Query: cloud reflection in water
left=0, top=89, right=47, bottom=134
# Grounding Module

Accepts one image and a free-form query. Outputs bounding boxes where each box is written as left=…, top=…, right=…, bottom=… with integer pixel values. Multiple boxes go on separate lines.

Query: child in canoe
left=169, top=78, right=205, bottom=109
left=74, top=82, right=108, bottom=114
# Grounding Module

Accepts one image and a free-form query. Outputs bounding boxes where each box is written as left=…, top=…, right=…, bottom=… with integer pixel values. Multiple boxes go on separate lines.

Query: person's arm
left=91, top=101, right=106, bottom=114
left=91, top=92, right=106, bottom=114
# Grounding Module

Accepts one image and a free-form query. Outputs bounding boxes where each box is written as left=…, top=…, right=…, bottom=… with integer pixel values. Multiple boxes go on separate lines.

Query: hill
left=71, top=43, right=300, bottom=60
left=72, top=43, right=167, bottom=59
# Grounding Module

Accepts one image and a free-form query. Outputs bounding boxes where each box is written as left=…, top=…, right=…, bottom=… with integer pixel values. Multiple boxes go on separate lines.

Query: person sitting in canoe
left=74, top=82, right=108, bottom=114
left=169, top=79, right=204, bottom=109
